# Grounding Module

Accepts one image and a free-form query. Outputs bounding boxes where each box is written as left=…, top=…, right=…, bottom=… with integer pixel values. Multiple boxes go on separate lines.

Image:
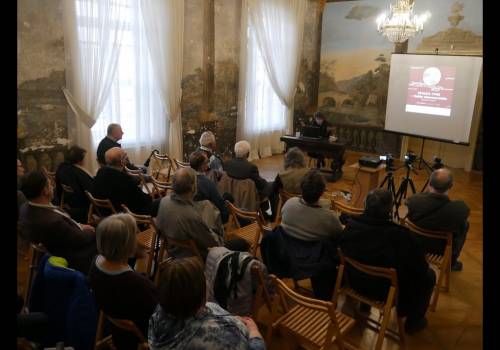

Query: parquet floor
left=254, top=151, right=482, bottom=350
left=16, top=150, right=482, bottom=349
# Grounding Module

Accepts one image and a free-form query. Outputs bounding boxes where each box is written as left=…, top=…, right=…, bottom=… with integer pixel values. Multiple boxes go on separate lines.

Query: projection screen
left=385, top=54, right=482, bottom=144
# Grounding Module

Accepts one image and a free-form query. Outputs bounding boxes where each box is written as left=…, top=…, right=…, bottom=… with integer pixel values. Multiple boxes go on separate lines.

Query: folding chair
left=94, top=310, right=149, bottom=350
left=23, top=243, right=48, bottom=309
left=85, top=191, right=117, bottom=226
left=173, top=158, right=190, bottom=169
left=151, top=152, right=175, bottom=182
left=273, top=189, right=300, bottom=227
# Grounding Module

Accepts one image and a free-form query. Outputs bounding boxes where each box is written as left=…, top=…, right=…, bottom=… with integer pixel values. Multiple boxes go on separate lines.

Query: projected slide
left=405, top=66, right=456, bottom=116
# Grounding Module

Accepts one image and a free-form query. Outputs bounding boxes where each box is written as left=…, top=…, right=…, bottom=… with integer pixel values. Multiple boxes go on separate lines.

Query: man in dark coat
left=406, top=168, right=470, bottom=271
left=92, top=147, right=154, bottom=216
left=339, top=188, right=436, bottom=334
left=96, top=123, right=139, bottom=170
left=19, top=171, right=97, bottom=274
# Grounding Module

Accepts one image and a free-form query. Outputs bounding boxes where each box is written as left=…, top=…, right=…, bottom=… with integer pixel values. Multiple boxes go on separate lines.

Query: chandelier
left=376, top=0, right=431, bottom=43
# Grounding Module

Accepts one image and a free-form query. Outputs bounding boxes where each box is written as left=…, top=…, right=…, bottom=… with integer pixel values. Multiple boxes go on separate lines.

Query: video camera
left=404, top=152, right=417, bottom=167
left=432, top=156, right=444, bottom=170
left=379, top=153, right=395, bottom=171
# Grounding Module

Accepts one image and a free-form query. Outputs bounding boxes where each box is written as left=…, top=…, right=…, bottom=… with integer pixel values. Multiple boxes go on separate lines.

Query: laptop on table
left=301, top=125, right=322, bottom=139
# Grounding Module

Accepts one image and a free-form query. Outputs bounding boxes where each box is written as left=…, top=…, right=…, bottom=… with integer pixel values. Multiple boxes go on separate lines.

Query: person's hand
left=238, top=316, right=263, bottom=339
left=80, top=224, right=96, bottom=234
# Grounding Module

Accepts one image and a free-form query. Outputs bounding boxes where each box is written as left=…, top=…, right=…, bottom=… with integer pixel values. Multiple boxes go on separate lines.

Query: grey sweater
left=281, top=197, right=343, bottom=241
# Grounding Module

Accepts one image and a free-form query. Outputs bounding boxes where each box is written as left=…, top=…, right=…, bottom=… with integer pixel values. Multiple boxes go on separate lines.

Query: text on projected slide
left=405, top=66, right=456, bottom=117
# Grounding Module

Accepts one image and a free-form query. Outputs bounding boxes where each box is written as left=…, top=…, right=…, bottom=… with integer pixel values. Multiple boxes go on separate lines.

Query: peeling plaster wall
left=18, top=0, right=68, bottom=172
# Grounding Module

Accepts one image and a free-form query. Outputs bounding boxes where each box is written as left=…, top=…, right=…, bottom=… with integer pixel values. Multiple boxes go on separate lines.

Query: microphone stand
left=144, top=149, right=159, bottom=168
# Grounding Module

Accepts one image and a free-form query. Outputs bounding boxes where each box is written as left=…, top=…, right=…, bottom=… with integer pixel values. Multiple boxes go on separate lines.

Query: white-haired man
left=197, top=131, right=223, bottom=172
left=223, top=141, right=269, bottom=195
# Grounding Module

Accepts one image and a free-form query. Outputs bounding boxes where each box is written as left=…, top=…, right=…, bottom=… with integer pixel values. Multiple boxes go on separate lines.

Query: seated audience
left=18, top=171, right=97, bottom=274
left=281, top=169, right=343, bottom=241
left=197, top=131, right=223, bottom=172
left=96, top=123, right=141, bottom=171
left=223, top=140, right=272, bottom=199
left=189, top=151, right=229, bottom=223
left=273, top=147, right=309, bottom=195
left=89, top=214, right=159, bottom=350
left=340, top=188, right=436, bottom=334
left=17, top=159, right=27, bottom=216
left=406, top=168, right=470, bottom=271
left=55, top=146, right=94, bottom=223
left=149, top=257, right=266, bottom=350
left=156, top=168, right=248, bottom=260
left=92, top=147, right=155, bottom=216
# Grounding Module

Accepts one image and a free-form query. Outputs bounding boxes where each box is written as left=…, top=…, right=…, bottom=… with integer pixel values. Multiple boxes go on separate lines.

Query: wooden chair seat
left=225, top=200, right=265, bottom=256
left=426, top=253, right=444, bottom=266
left=229, top=222, right=260, bottom=246
left=276, top=305, right=356, bottom=348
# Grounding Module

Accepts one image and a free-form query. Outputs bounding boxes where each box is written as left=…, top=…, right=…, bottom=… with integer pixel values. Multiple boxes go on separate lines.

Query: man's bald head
left=105, top=147, right=126, bottom=167
left=172, top=167, right=197, bottom=195
left=429, top=168, right=453, bottom=194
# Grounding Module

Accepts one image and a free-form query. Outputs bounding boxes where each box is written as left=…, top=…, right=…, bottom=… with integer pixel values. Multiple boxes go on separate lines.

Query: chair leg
left=375, top=309, right=391, bottom=350
left=397, top=316, right=406, bottom=345
left=430, top=266, right=446, bottom=312
left=443, top=262, right=451, bottom=292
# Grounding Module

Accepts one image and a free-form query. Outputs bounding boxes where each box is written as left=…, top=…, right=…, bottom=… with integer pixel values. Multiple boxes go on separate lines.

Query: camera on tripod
left=432, top=156, right=443, bottom=170
left=404, top=152, right=417, bottom=167
left=380, top=153, right=395, bottom=171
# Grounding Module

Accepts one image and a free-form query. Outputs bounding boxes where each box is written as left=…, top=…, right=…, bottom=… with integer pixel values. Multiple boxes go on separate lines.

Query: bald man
left=405, top=168, right=470, bottom=271
left=92, top=147, right=154, bottom=215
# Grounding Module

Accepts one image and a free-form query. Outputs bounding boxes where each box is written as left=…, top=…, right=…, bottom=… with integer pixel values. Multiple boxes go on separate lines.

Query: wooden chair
left=125, top=167, right=153, bottom=197
left=23, top=243, right=48, bottom=309
left=333, top=249, right=405, bottom=350
left=250, top=264, right=273, bottom=324
left=150, top=178, right=173, bottom=199
left=85, top=191, right=117, bottom=226
left=225, top=200, right=266, bottom=257
left=153, top=257, right=174, bottom=286
left=218, top=173, right=263, bottom=212
left=151, top=152, right=175, bottom=181
left=173, top=158, right=190, bottom=169
left=94, top=311, right=113, bottom=350
left=94, top=310, right=148, bottom=350
left=60, top=183, right=75, bottom=210
left=41, top=166, right=56, bottom=187
left=267, top=274, right=356, bottom=350
left=273, top=189, right=301, bottom=226
left=331, top=198, right=364, bottom=217
left=122, top=205, right=161, bottom=279
left=402, top=218, right=453, bottom=312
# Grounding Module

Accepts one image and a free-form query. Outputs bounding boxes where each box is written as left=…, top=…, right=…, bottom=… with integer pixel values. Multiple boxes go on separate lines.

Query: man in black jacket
left=339, top=188, right=436, bottom=334
left=96, top=123, right=140, bottom=171
left=92, top=147, right=155, bottom=216
left=19, top=171, right=97, bottom=274
left=406, top=168, right=470, bottom=271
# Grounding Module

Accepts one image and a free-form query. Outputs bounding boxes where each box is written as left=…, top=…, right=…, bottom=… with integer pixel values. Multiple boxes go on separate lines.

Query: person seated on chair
left=55, top=146, right=94, bottom=223
left=339, top=188, right=436, bottom=334
left=92, top=147, right=156, bottom=216
left=197, top=131, right=224, bottom=173
left=18, top=171, right=97, bottom=274
left=156, top=168, right=249, bottom=260
left=89, top=213, right=159, bottom=350
left=301, top=111, right=332, bottom=168
left=149, top=256, right=266, bottom=350
left=273, top=147, right=309, bottom=195
left=189, top=151, right=229, bottom=223
left=405, top=168, right=470, bottom=272
left=96, top=123, right=145, bottom=172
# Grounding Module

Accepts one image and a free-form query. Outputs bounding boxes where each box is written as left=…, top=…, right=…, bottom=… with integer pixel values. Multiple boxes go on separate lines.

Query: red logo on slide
left=406, top=66, right=456, bottom=116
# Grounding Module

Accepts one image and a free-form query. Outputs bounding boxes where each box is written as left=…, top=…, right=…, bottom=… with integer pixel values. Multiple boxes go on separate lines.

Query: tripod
left=379, top=168, right=398, bottom=204
left=393, top=164, right=418, bottom=221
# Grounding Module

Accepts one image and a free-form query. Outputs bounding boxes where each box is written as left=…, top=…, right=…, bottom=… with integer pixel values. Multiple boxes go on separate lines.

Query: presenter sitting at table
left=301, top=111, right=333, bottom=168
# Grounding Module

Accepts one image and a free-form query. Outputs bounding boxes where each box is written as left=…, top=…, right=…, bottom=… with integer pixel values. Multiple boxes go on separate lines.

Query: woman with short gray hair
left=89, top=213, right=159, bottom=350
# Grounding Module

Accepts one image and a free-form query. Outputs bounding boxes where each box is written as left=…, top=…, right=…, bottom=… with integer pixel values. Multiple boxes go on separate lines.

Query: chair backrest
left=218, top=174, right=260, bottom=212
left=333, top=248, right=399, bottom=311
left=173, top=158, right=190, bottom=169
left=225, top=200, right=265, bottom=234
left=41, top=166, right=56, bottom=187
left=151, top=152, right=174, bottom=181
left=402, top=217, right=453, bottom=261
left=250, top=264, right=273, bottom=319
left=274, top=189, right=301, bottom=225
left=60, top=183, right=75, bottom=209
left=24, top=243, right=48, bottom=308
left=269, top=274, right=344, bottom=348
left=106, top=315, right=148, bottom=345
left=331, top=198, right=364, bottom=217
left=125, top=167, right=152, bottom=197
left=85, top=191, right=117, bottom=225
left=150, top=178, right=173, bottom=199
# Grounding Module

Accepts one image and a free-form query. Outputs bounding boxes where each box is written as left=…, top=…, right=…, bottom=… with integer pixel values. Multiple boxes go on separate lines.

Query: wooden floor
left=17, top=150, right=482, bottom=349
left=254, top=151, right=483, bottom=350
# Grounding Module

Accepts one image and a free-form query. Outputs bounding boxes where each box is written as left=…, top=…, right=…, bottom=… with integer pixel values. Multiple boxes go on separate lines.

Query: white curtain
left=62, top=0, right=126, bottom=173
left=237, top=0, right=306, bottom=160
left=89, top=0, right=167, bottom=168
left=140, top=0, right=184, bottom=161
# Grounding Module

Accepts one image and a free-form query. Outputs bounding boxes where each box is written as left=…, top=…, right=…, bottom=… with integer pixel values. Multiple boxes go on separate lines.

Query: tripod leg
left=421, top=179, right=429, bottom=193
left=408, top=179, right=417, bottom=195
